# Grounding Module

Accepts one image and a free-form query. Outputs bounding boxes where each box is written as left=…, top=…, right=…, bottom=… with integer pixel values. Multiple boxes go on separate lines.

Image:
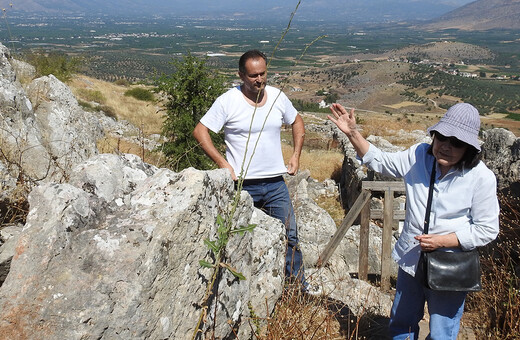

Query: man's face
left=239, top=57, right=267, bottom=95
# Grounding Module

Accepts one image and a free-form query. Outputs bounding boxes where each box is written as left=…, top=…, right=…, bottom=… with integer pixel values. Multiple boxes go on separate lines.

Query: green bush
left=155, top=52, right=225, bottom=172
left=76, top=88, right=106, bottom=104
left=114, top=78, right=130, bottom=86
left=124, top=87, right=155, bottom=102
left=24, top=51, right=82, bottom=82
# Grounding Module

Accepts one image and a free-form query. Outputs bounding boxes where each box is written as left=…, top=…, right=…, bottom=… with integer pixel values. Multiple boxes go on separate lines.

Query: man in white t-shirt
left=193, top=49, right=308, bottom=290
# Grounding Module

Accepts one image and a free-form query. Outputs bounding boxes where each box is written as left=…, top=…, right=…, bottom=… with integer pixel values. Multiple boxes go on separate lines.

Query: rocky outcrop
left=0, top=153, right=395, bottom=339
left=481, top=128, right=520, bottom=196
left=0, top=155, right=286, bottom=339
left=0, top=43, right=102, bottom=195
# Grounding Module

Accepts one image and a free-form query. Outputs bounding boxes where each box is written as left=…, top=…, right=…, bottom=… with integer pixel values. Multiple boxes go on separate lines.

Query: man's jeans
left=241, top=176, right=306, bottom=285
left=389, top=265, right=467, bottom=340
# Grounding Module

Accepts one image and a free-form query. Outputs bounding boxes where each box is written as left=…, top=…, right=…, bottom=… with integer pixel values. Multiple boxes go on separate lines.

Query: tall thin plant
left=191, top=0, right=328, bottom=338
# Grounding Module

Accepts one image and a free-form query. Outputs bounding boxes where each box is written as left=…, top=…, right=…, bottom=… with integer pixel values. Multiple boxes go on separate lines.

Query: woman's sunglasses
left=434, top=132, right=467, bottom=148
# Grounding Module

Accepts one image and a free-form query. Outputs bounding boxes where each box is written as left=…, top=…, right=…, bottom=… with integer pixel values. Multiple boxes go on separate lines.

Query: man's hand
left=287, top=154, right=300, bottom=175
left=289, top=114, right=304, bottom=176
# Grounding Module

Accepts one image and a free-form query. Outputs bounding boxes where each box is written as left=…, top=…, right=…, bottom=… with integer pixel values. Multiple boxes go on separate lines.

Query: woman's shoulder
left=474, top=160, right=497, bottom=178
left=462, top=160, right=497, bottom=188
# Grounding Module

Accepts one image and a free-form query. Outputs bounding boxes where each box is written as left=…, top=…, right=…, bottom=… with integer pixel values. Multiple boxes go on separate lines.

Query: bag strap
left=423, top=159, right=436, bottom=235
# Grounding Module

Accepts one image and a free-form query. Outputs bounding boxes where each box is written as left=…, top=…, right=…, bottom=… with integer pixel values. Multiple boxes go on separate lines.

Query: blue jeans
left=240, top=176, right=306, bottom=286
left=389, top=265, right=467, bottom=340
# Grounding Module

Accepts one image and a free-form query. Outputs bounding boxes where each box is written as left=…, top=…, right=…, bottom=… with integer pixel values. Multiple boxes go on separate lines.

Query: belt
left=236, top=176, right=284, bottom=186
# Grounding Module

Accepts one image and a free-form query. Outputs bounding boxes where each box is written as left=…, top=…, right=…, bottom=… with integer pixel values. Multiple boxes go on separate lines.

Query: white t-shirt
left=200, top=85, right=298, bottom=179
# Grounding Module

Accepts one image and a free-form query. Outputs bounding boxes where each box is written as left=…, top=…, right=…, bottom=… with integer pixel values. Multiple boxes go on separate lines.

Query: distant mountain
left=424, top=0, right=520, bottom=30
left=0, top=0, right=474, bottom=23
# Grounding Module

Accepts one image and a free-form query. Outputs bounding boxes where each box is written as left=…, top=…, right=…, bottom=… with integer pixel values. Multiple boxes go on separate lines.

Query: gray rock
left=0, top=43, right=102, bottom=189
left=0, top=225, right=22, bottom=286
left=482, top=128, right=520, bottom=196
left=10, top=58, right=36, bottom=82
left=0, top=160, right=285, bottom=340
left=286, top=171, right=395, bottom=316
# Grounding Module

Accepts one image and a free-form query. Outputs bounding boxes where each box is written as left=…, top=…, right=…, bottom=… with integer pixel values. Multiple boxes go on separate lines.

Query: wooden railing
left=316, top=181, right=406, bottom=291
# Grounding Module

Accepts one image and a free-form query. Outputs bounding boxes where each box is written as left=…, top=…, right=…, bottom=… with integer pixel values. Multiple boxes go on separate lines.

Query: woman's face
left=432, top=132, right=468, bottom=171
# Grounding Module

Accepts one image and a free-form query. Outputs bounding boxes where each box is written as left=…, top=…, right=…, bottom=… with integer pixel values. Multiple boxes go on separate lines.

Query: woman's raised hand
left=328, top=103, right=370, bottom=157
left=328, top=103, right=357, bottom=136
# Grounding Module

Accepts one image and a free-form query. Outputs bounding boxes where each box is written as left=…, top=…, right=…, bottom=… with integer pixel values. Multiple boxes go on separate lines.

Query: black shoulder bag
left=422, top=160, right=482, bottom=292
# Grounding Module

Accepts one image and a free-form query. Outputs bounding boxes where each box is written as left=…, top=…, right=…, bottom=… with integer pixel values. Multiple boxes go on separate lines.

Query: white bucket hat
left=427, top=103, right=481, bottom=152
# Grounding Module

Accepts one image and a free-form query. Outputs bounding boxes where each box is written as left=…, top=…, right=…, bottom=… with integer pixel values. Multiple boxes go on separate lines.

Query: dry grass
left=282, top=144, right=343, bottom=182
left=69, top=75, right=164, bottom=135
left=314, top=195, right=345, bottom=227
left=282, top=144, right=346, bottom=227
left=466, top=192, right=520, bottom=339
left=253, top=285, right=358, bottom=339
left=251, top=284, right=391, bottom=340
left=357, top=112, right=434, bottom=143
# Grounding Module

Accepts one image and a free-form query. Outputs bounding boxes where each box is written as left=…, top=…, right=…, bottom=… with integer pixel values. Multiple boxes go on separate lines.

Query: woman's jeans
left=389, top=265, right=467, bottom=340
left=241, top=176, right=306, bottom=286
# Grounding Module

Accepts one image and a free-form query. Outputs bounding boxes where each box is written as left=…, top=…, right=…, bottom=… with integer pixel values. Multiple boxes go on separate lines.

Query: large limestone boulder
left=481, top=128, right=520, bottom=196
left=0, top=154, right=285, bottom=340
left=0, top=42, right=102, bottom=193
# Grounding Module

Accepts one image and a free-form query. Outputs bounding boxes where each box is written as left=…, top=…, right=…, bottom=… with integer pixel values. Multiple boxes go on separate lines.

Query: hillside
left=423, top=0, right=520, bottom=30
left=284, top=41, right=520, bottom=136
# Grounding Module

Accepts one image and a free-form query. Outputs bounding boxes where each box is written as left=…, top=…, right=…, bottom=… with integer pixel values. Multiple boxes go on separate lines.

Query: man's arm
left=193, top=122, right=237, bottom=180
left=287, top=114, right=305, bottom=175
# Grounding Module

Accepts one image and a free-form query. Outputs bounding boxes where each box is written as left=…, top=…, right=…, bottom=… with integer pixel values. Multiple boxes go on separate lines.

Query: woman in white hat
left=328, top=102, right=499, bottom=340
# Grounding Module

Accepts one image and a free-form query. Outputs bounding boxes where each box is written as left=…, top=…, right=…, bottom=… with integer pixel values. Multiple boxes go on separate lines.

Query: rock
left=10, top=58, right=36, bottom=82
left=286, top=171, right=395, bottom=316
left=0, top=43, right=102, bottom=188
left=482, top=128, right=520, bottom=196
left=26, top=75, right=103, bottom=181
left=0, top=157, right=285, bottom=339
left=0, top=225, right=22, bottom=287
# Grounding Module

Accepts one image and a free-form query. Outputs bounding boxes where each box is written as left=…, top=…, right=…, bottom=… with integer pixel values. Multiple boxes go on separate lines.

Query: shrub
left=75, top=88, right=106, bottom=104
left=23, top=51, right=82, bottom=82
left=155, top=52, right=225, bottom=172
left=98, top=105, right=118, bottom=120
left=114, top=78, right=130, bottom=86
left=124, top=87, right=155, bottom=102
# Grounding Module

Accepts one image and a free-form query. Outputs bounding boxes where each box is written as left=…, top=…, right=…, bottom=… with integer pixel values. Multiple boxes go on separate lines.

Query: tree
left=155, top=52, right=226, bottom=171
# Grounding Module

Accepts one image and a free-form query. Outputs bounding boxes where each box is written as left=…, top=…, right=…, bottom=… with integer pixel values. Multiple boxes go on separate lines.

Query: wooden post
left=358, top=195, right=370, bottom=281
left=316, top=190, right=371, bottom=268
left=381, top=188, right=394, bottom=291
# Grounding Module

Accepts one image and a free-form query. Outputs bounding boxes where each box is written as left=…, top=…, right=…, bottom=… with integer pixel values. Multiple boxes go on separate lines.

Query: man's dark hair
left=239, top=49, right=267, bottom=74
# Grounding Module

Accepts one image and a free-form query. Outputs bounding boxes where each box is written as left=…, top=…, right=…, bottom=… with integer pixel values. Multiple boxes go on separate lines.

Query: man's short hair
left=239, top=49, right=267, bottom=74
